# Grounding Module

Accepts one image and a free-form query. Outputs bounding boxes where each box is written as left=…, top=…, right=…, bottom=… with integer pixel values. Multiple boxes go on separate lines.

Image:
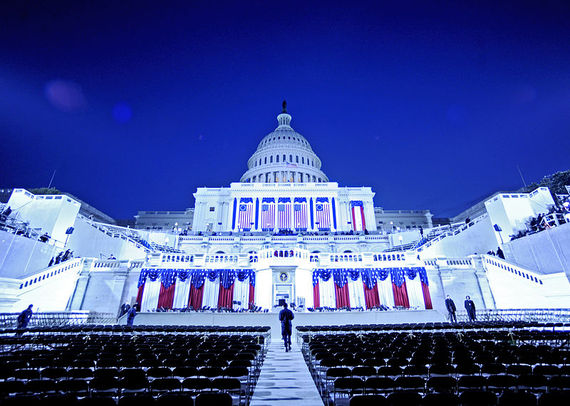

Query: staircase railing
left=0, top=311, right=116, bottom=328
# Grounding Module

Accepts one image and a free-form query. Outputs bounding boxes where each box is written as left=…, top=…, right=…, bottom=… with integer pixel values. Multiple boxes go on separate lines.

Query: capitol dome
left=240, top=102, right=329, bottom=183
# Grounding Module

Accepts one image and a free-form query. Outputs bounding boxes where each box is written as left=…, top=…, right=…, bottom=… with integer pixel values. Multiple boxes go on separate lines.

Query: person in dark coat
left=497, top=247, right=505, bottom=259
left=119, top=303, right=130, bottom=317
left=279, top=303, right=294, bottom=352
left=16, top=304, right=33, bottom=336
left=464, top=296, right=476, bottom=322
left=126, top=306, right=137, bottom=327
left=445, top=295, right=457, bottom=323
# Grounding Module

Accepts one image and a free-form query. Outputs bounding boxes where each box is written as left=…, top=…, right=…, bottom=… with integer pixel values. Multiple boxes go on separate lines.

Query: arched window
left=296, top=155, right=299, bottom=163
left=289, top=154, right=293, bottom=162
left=276, top=155, right=279, bottom=162
left=283, top=154, right=286, bottom=161
left=264, top=157, right=267, bottom=164
left=302, top=157, right=305, bottom=164
left=270, top=156, right=273, bottom=163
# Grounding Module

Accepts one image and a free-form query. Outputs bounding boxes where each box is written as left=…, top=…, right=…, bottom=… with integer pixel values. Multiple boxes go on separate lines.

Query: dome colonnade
left=240, top=102, right=328, bottom=184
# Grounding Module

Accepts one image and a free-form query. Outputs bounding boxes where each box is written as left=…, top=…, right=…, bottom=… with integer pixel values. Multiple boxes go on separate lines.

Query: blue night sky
left=1, top=1, right=569, bottom=219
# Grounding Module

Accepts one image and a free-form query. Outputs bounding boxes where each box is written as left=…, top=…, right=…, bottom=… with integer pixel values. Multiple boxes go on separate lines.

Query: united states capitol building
left=1, top=103, right=569, bottom=321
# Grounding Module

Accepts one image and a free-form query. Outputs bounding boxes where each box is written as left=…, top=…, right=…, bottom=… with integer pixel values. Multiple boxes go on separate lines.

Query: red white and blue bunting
left=138, top=268, right=255, bottom=288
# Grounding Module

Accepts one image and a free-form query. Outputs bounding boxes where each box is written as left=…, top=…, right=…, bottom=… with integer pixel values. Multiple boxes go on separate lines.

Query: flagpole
left=47, top=169, right=57, bottom=189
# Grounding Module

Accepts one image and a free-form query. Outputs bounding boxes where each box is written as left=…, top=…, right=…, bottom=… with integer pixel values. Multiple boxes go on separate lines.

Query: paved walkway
left=251, top=336, right=323, bottom=406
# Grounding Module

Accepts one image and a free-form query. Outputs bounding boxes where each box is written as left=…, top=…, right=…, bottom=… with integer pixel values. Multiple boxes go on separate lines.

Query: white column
left=256, top=270, right=272, bottom=310
left=295, top=269, right=313, bottom=310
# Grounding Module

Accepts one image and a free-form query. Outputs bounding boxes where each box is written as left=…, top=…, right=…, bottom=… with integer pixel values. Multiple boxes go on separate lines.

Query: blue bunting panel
left=419, top=267, right=429, bottom=286
left=313, top=267, right=396, bottom=288
left=138, top=268, right=255, bottom=289
left=220, top=269, right=236, bottom=289
left=177, top=269, right=191, bottom=282
left=347, top=269, right=361, bottom=281
left=207, top=269, right=219, bottom=282
left=390, top=268, right=405, bottom=287
left=333, top=268, right=348, bottom=288
left=405, top=268, right=418, bottom=280
left=191, top=270, right=207, bottom=289
left=361, top=268, right=377, bottom=289
left=161, top=269, right=178, bottom=288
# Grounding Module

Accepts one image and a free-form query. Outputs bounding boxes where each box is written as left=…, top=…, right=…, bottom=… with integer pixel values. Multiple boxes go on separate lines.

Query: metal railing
left=0, top=311, right=116, bottom=328
left=456, top=308, right=570, bottom=323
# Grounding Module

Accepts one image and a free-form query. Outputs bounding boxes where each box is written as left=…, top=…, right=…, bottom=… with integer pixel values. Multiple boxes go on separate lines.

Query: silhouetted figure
left=16, top=304, right=33, bottom=336
left=445, top=295, right=457, bottom=323
left=48, top=257, right=54, bottom=267
left=119, top=303, right=130, bottom=317
left=39, top=233, right=50, bottom=243
left=497, top=247, right=505, bottom=259
left=62, top=249, right=72, bottom=261
left=1, top=206, right=12, bottom=220
left=126, top=306, right=137, bottom=327
left=54, top=252, right=63, bottom=265
left=464, top=296, right=476, bottom=322
left=279, top=303, right=294, bottom=352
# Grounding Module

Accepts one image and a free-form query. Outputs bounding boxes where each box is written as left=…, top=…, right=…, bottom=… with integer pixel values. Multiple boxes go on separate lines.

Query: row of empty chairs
left=296, top=321, right=568, bottom=334
left=1, top=324, right=270, bottom=335
left=299, top=323, right=570, bottom=405
left=0, top=326, right=270, bottom=405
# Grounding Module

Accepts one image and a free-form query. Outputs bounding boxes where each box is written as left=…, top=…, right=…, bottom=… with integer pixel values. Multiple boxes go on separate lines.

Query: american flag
left=294, top=203, right=308, bottom=230
left=237, top=200, right=254, bottom=230
left=350, top=201, right=366, bottom=231
left=315, top=199, right=331, bottom=230
left=261, top=201, right=275, bottom=230
left=278, top=202, right=291, bottom=229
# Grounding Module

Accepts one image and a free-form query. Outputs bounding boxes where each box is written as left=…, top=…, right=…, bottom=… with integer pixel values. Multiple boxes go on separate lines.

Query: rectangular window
left=209, top=207, right=215, bottom=211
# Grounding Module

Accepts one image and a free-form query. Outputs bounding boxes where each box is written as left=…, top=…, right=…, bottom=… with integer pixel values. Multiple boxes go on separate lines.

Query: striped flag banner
left=294, top=197, right=308, bottom=230
left=277, top=197, right=291, bottom=230
left=350, top=201, right=365, bottom=231
left=237, top=198, right=254, bottom=230
left=315, top=198, right=331, bottom=230
left=261, top=198, right=275, bottom=231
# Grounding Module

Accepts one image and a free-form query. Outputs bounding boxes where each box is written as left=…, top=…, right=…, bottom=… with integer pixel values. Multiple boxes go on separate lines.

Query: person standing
left=445, top=295, right=457, bottom=323
left=16, top=304, right=33, bottom=336
left=119, top=302, right=130, bottom=317
left=497, top=247, right=505, bottom=259
left=126, top=306, right=137, bottom=327
left=279, top=303, right=294, bottom=352
left=464, top=296, right=476, bottom=322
